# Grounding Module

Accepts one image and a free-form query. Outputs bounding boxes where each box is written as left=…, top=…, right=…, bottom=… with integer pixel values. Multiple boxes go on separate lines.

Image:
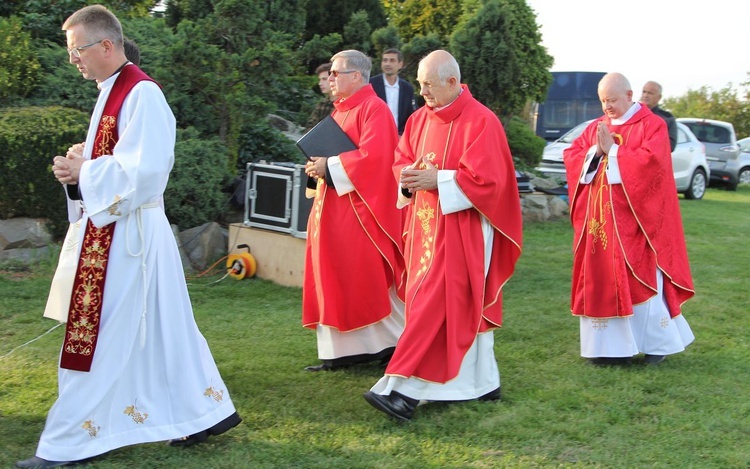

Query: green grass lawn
left=1, top=187, right=749, bottom=468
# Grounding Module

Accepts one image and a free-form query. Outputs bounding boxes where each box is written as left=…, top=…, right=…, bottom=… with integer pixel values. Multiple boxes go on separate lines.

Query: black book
left=296, top=115, right=358, bottom=161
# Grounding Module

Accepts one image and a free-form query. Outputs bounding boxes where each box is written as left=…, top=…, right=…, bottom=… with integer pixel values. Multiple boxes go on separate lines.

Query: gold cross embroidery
left=418, top=151, right=437, bottom=170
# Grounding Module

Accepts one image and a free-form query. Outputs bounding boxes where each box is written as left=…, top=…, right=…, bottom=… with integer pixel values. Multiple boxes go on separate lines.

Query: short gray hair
left=331, top=50, right=371, bottom=82
left=62, top=4, right=124, bottom=50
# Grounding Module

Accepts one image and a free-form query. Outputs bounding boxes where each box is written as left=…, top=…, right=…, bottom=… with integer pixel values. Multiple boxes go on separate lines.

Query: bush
left=24, top=41, right=100, bottom=112
left=0, top=16, right=42, bottom=103
left=165, top=128, right=234, bottom=230
left=504, top=116, right=546, bottom=170
left=0, top=106, right=89, bottom=239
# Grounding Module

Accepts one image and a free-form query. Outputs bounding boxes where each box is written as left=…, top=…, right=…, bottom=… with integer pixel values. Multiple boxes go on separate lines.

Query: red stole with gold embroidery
left=60, top=64, right=155, bottom=372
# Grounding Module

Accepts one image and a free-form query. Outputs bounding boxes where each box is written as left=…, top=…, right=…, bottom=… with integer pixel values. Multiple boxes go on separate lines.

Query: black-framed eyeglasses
left=328, top=70, right=357, bottom=78
left=67, top=40, right=104, bottom=58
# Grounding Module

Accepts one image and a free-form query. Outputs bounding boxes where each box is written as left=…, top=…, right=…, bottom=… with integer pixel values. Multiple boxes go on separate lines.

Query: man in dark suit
left=370, top=48, right=416, bottom=135
left=640, top=81, right=677, bottom=152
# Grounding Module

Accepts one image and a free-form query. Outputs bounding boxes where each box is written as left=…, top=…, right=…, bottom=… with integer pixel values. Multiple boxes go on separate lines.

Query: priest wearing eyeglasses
left=16, top=5, right=239, bottom=468
left=302, top=50, right=406, bottom=373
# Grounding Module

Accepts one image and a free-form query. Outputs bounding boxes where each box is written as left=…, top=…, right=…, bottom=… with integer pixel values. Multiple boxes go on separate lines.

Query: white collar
left=383, top=74, right=399, bottom=89
left=611, top=102, right=640, bottom=125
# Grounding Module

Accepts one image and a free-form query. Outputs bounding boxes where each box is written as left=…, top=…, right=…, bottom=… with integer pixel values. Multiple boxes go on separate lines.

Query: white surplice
left=35, top=71, right=236, bottom=461
left=579, top=269, right=695, bottom=358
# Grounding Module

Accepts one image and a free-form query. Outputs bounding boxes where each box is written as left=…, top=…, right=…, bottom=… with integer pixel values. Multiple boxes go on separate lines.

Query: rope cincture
left=126, top=203, right=159, bottom=348
left=0, top=323, right=63, bottom=359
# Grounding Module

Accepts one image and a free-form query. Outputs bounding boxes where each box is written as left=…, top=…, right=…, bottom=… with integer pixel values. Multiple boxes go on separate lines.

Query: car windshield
left=558, top=120, right=591, bottom=144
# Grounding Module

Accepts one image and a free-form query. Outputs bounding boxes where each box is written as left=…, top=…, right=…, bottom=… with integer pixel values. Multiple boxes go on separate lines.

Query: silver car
left=677, top=118, right=741, bottom=190
left=536, top=120, right=710, bottom=199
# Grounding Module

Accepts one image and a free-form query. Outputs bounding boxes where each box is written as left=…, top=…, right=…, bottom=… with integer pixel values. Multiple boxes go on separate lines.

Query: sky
left=525, top=0, right=749, bottom=100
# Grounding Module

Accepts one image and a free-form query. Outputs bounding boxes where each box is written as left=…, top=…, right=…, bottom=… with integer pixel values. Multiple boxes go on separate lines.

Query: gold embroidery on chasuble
left=416, top=200, right=435, bottom=277
left=418, top=151, right=437, bottom=169
left=411, top=121, right=450, bottom=278
left=311, top=183, right=323, bottom=240
left=586, top=157, right=611, bottom=253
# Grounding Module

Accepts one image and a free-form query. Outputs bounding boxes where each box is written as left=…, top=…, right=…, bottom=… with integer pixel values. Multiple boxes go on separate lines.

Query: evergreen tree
left=343, top=10, right=373, bottom=54
left=0, top=16, right=41, bottom=103
left=382, top=0, right=465, bottom=44
left=303, top=0, right=386, bottom=45
left=450, top=0, right=553, bottom=117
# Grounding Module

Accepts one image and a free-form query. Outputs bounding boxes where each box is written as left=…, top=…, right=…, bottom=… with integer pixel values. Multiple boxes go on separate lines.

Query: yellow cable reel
left=226, top=244, right=256, bottom=280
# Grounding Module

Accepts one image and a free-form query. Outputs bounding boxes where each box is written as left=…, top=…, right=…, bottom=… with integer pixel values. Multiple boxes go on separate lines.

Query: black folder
left=295, top=115, right=358, bottom=160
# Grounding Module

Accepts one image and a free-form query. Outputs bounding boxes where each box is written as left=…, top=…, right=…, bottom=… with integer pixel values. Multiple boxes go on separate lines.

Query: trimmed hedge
left=0, top=106, right=89, bottom=239
left=504, top=115, right=547, bottom=171
left=165, top=127, right=234, bottom=231
left=0, top=109, right=235, bottom=239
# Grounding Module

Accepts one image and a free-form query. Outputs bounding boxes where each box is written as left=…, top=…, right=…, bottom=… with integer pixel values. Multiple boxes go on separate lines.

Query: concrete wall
left=227, top=224, right=306, bottom=287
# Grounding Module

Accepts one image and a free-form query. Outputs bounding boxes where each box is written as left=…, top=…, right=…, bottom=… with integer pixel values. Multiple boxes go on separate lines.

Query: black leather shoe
left=363, top=391, right=418, bottom=422
left=15, top=456, right=78, bottom=468
left=478, top=387, right=501, bottom=401
left=169, top=411, right=242, bottom=447
left=644, top=354, right=666, bottom=365
left=588, top=357, right=632, bottom=366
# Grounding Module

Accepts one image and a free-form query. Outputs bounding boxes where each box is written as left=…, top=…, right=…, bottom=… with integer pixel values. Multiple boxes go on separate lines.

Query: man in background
left=305, top=62, right=335, bottom=132
left=370, top=48, right=416, bottom=135
left=123, top=37, right=140, bottom=65
left=641, top=80, right=677, bottom=151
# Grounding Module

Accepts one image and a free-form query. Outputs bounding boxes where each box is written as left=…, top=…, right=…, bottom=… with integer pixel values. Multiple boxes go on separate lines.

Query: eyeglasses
left=67, top=40, right=104, bottom=58
left=328, top=70, right=357, bottom=78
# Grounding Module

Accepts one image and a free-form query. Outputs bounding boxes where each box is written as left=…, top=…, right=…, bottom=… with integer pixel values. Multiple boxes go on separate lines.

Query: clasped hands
left=596, top=122, right=616, bottom=156
left=305, top=156, right=327, bottom=180
left=53, top=143, right=85, bottom=185
left=400, top=156, right=438, bottom=193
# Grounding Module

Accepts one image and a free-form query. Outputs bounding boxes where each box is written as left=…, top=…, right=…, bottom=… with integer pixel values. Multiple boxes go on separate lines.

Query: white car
left=535, top=120, right=710, bottom=199
left=735, top=136, right=750, bottom=185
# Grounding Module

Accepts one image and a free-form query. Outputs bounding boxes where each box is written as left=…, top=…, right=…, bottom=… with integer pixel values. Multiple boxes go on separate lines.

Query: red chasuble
left=563, top=105, right=694, bottom=319
left=384, top=85, right=523, bottom=383
left=302, top=85, right=405, bottom=332
left=60, top=64, right=155, bottom=372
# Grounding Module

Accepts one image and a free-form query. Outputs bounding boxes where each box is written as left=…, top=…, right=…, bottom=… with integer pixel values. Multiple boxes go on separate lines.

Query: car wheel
left=684, top=168, right=707, bottom=200
left=739, top=167, right=750, bottom=186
